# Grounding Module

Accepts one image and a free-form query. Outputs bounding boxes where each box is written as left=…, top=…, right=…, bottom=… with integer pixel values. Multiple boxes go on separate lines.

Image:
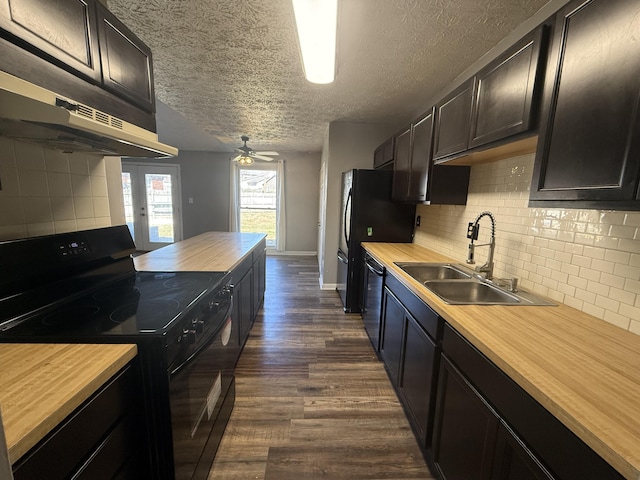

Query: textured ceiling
left=107, top=0, right=550, bottom=153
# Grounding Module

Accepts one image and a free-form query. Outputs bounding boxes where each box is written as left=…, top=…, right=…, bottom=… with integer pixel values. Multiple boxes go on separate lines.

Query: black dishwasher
left=361, top=252, right=385, bottom=352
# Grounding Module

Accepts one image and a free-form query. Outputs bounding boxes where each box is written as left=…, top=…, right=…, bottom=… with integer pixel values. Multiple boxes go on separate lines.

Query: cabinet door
left=252, top=249, right=266, bottom=320
left=433, top=79, right=474, bottom=161
left=96, top=2, right=155, bottom=112
left=491, top=423, right=554, bottom=480
left=407, top=109, right=435, bottom=203
left=379, top=287, right=405, bottom=385
left=374, top=137, right=395, bottom=169
left=530, top=0, right=640, bottom=205
left=469, top=26, right=546, bottom=149
left=392, top=127, right=412, bottom=201
left=432, top=356, right=498, bottom=480
left=400, top=312, right=437, bottom=446
left=0, top=0, right=101, bottom=83
left=238, top=269, right=253, bottom=344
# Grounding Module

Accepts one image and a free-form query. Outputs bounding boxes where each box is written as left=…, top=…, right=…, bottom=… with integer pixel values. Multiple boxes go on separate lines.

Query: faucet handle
left=467, top=223, right=479, bottom=240
left=509, top=277, right=518, bottom=292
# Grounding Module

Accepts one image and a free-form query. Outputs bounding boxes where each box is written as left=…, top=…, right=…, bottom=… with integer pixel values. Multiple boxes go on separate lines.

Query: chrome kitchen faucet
left=466, top=211, right=496, bottom=280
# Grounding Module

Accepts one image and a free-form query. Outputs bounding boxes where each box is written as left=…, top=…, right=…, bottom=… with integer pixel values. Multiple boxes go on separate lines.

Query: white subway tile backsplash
left=0, top=196, right=25, bottom=225
left=415, top=152, right=640, bottom=335
left=0, top=137, right=16, bottom=167
left=73, top=197, right=94, bottom=219
left=47, top=171, right=73, bottom=197
left=0, top=166, right=20, bottom=196
left=44, top=148, right=69, bottom=173
left=71, top=174, right=92, bottom=197
left=50, top=197, right=76, bottom=221
left=26, top=222, right=54, bottom=237
left=14, top=142, right=45, bottom=170
left=0, top=138, right=113, bottom=240
left=22, top=197, right=52, bottom=223
left=68, top=155, right=89, bottom=175
left=18, top=169, right=48, bottom=196
left=54, top=220, right=78, bottom=233
left=90, top=175, right=108, bottom=197
left=92, top=197, right=110, bottom=218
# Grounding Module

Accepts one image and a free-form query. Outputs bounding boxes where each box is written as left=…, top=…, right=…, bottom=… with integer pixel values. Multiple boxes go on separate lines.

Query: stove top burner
left=42, top=305, right=100, bottom=327
left=1, top=270, right=229, bottom=337
left=110, top=299, right=181, bottom=325
left=162, top=276, right=212, bottom=289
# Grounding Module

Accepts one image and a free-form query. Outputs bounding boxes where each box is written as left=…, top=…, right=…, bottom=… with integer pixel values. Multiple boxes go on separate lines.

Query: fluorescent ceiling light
left=292, top=0, right=338, bottom=84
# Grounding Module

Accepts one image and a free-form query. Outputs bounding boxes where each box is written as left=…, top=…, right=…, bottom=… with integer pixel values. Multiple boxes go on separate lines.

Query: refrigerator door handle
left=337, top=250, right=349, bottom=264
left=344, top=188, right=352, bottom=246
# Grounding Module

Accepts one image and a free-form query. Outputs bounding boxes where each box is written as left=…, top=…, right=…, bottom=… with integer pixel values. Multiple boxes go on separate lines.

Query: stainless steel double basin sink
left=395, top=262, right=555, bottom=306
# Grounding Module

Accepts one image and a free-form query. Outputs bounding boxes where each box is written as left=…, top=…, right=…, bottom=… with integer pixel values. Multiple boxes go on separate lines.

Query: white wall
left=319, top=121, right=395, bottom=288
left=284, top=152, right=321, bottom=253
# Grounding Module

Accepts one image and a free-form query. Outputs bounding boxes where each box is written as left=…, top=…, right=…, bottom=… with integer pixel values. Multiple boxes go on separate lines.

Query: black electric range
left=0, top=226, right=237, bottom=480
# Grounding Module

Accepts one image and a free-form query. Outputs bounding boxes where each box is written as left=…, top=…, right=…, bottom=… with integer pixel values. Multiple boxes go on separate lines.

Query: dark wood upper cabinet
left=0, top=0, right=101, bottom=83
left=529, top=0, right=640, bottom=208
left=407, top=110, right=435, bottom=203
left=373, top=136, right=395, bottom=170
left=393, top=109, right=470, bottom=204
left=433, top=79, right=474, bottom=161
left=391, top=126, right=412, bottom=201
left=96, top=2, right=155, bottom=113
left=469, top=26, right=546, bottom=149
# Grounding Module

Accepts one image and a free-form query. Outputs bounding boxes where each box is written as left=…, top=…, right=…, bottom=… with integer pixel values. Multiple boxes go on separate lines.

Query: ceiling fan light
left=292, top=0, right=338, bottom=84
left=238, top=155, right=253, bottom=166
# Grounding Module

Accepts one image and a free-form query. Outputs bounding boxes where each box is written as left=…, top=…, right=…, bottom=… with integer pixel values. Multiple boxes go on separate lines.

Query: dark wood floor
left=208, top=256, right=434, bottom=479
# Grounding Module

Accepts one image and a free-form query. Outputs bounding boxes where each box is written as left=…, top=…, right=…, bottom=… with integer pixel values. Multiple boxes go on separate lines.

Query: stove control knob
left=192, top=319, right=204, bottom=333
left=182, top=328, right=196, bottom=344
left=209, top=300, right=220, bottom=314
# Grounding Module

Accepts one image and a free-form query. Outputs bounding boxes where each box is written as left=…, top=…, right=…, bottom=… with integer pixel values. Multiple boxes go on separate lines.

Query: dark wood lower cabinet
left=379, top=273, right=442, bottom=453
left=434, top=324, right=624, bottom=480
left=432, top=356, right=498, bottom=480
left=12, top=363, right=149, bottom=480
left=232, top=239, right=267, bottom=358
left=400, top=313, right=437, bottom=446
left=380, top=288, right=405, bottom=385
left=492, top=423, right=554, bottom=480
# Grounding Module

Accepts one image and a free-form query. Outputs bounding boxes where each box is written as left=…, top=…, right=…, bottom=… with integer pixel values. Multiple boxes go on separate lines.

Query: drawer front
left=385, top=273, right=441, bottom=341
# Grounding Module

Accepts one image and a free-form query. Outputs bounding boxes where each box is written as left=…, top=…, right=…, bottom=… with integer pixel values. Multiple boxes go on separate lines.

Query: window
left=231, top=160, right=285, bottom=251
left=239, top=167, right=277, bottom=247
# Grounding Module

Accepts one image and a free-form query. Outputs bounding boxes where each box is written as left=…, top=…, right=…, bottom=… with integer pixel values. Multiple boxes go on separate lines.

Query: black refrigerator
left=337, top=169, right=416, bottom=312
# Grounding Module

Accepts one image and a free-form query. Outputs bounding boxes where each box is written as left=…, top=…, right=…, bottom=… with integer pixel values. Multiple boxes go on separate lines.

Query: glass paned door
left=239, top=168, right=277, bottom=247
left=122, top=163, right=182, bottom=251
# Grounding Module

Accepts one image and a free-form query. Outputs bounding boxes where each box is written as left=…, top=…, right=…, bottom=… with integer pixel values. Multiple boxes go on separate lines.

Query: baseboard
left=320, top=283, right=338, bottom=290
left=266, top=250, right=317, bottom=256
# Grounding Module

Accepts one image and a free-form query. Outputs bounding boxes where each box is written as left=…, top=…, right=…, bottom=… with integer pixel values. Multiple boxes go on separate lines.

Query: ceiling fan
left=232, top=135, right=279, bottom=165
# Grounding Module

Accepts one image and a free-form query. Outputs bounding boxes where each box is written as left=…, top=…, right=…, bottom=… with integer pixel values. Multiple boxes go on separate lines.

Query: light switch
left=188, top=197, right=194, bottom=204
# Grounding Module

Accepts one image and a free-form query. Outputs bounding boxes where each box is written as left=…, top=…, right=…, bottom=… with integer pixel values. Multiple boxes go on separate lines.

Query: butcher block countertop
left=134, top=231, right=266, bottom=272
left=363, top=242, right=640, bottom=480
left=0, top=343, right=137, bottom=464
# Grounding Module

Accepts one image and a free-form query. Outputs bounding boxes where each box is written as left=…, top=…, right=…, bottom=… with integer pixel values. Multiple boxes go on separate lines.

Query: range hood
left=0, top=70, right=178, bottom=158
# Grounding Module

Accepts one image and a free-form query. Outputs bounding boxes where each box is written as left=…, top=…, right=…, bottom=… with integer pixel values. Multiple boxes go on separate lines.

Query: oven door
left=169, top=305, right=235, bottom=480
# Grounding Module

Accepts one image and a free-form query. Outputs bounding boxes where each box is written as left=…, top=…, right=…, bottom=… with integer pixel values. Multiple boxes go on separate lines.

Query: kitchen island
left=0, top=343, right=138, bottom=474
left=363, top=242, right=640, bottom=480
left=135, top=231, right=267, bottom=355
left=133, top=231, right=266, bottom=272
